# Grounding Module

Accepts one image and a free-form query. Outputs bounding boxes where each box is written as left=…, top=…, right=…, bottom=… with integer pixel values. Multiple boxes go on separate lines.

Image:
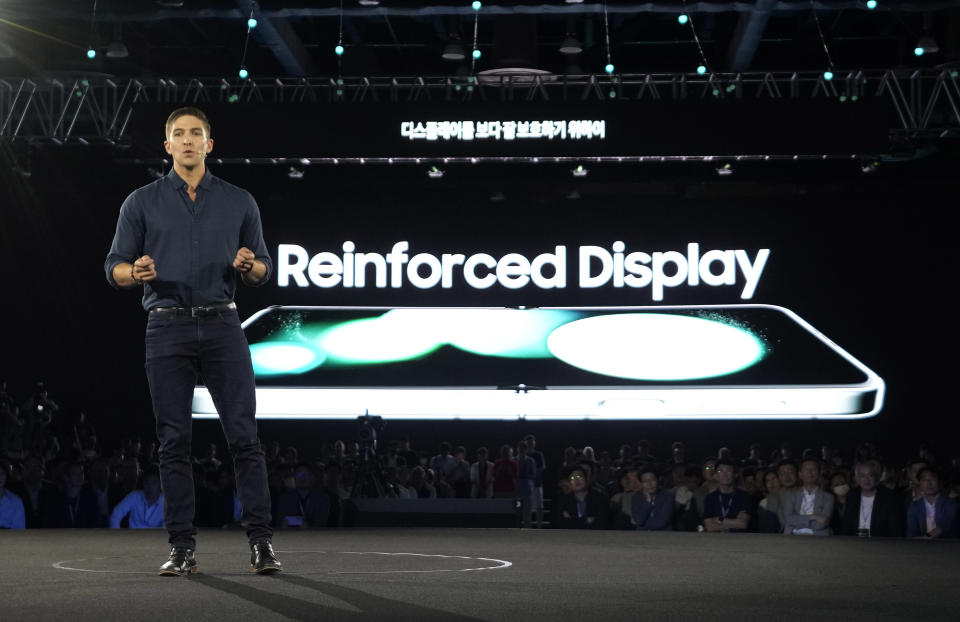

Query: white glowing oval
left=250, top=342, right=324, bottom=375
left=546, top=313, right=765, bottom=380
left=444, top=309, right=580, bottom=357
left=318, top=316, right=442, bottom=363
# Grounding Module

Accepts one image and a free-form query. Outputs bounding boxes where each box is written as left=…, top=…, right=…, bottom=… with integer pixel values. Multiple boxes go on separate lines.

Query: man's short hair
left=165, top=107, right=211, bottom=139
left=715, top=458, right=738, bottom=471
left=854, top=459, right=882, bottom=478
left=777, top=459, right=799, bottom=472
left=800, top=457, right=821, bottom=472
left=638, top=466, right=659, bottom=480
left=916, top=466, right=938, bottom=481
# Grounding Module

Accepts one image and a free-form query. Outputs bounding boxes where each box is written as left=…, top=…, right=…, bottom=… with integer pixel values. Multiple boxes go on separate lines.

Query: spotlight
left=86, top=47, right=97, bottom=59
left=716, top=163, right=733, bottom=176
left=604, top=63, right=614, bottom=74
left=696, top=65, right=706, bottom=75
left=248, top=18, right=258, bottom=29
left=823, top=70, right=834, bottom=81
left=105, top=41, right=129, bottom=58
left=915, top=36, right=939, bottom=56
left=287, top=166, right=304, bottom=179
left=866, top=0, right=877, bottom=9
left=472, top=48, right=482, bottom=59
left=678, top=14, right=689, bottom=25
left=472, top=1, right=482, bottom=10
left=238, top=67, right=249, bottom=79
left=559, top=35, right=583, bottom=55
left=335, top=44, right=345, bottom=56
left=442, top=39, right=466, bottom=61
left=427, top=166, right=445, bottom=179
left=860, top=160, right=879, bottom=174
left=571, top=164, right=588, bottom=178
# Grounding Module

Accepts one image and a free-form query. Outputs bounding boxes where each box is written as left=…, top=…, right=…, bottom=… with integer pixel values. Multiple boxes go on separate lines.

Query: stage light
left=472, top=48, right=481, bottom=59
left=678, top=14, right=689, bottom=25
left=442, top=39, right=466, bottom=61
left=86, top=47, right=97, bottom=59
left=696, top=65, right=706, bottom=75
left=860, top=160, right=879, bottom=174
left=559, top=35, right=583, bottom=55
left=335, top=44, right=345, bottom=55
left=866, top=0, right=877, bottom=8
left=358, top=0, right=381, bottom=5
left=571, top=164, right=588, bottom=178
left=106, top=41, right=129, bottom=58
left=604, top=63, right=614, bottom=74
left=248, top=18, right=258, bottom=29
left=238, top=67, right=249, bottom=78
left=823, top=70, right=834, bottom=80
left=287, top=166, right=304, bottom=179
left=915, top=36, right=938, bottom=55
left=716, top=163, right=733, bottom=176
left=427, top=166, right=444, bottom=179
left=472, top=1, right=482, bottom=10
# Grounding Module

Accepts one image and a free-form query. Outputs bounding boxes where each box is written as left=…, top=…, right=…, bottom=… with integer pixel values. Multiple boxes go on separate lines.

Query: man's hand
left=233, top=247, right=256, bottom=273
left=133, top=255, right=157, bottom=282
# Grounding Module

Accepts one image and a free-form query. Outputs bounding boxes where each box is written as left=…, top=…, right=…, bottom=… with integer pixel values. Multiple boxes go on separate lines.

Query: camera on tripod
left=356, top=414, right=384, bottom=458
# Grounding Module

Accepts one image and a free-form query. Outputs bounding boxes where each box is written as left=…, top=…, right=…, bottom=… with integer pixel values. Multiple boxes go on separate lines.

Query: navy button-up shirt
left=104, top=168, right=272, bottom=310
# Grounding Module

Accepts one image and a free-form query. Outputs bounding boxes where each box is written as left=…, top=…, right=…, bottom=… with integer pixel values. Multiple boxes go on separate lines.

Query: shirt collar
left=165, top=166, right=215, bottom=191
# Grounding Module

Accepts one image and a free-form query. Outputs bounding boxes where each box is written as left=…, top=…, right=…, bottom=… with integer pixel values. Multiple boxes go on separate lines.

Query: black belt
left=150, top=302, right=237, bottom=317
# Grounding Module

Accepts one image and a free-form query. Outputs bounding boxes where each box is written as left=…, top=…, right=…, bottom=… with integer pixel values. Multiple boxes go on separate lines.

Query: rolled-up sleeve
left=104, top=191, right=145, bottom=288
left=240, top=191, right=272, bottom=286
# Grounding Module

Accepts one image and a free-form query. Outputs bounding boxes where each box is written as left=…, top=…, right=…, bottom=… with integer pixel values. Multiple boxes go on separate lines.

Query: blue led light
left=914, top=47, right=924, bottom=57
left=86, top=48, right=96, bottom=59
left=472, top=48, right=481, bottom=59
left=472, top=1, right=482, bottom=10
left=678, top=14, right=689, bottom=25
left=335, top=44, right=345, bottom=56
left=604, top=63, right=614, bottom=74
left=823, top=70, right=834, bottom=81
left=248, top=18, right=258, bottom=28
left=238, top=67, right=249, bottom=79
left=696, top=65, right=706, bottom=75
left=866, top=0, right=877, bottom=9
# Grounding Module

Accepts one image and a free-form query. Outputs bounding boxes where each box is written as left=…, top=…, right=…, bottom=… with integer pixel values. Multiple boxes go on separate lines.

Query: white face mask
left=832, top=484, right=850, bottom=497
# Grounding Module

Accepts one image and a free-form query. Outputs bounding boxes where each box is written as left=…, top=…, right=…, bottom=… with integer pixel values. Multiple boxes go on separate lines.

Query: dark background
left=0, top=105, right=952, bottom=464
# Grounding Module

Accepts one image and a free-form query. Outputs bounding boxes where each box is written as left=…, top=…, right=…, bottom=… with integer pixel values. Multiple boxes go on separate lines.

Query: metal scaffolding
left=2, top=70, right=959, bottom=146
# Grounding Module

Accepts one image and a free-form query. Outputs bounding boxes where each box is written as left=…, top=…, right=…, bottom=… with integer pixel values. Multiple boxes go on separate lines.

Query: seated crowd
left=1, top=381, right=958, bottom=538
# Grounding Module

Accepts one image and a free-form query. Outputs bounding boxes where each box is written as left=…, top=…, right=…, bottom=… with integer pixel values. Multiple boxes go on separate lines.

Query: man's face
left=143, top=474, right=162, bottom=497
left=625, top=471, right=642, bottom=492
left=568, top=469, right=587, bottom=493
left=764, top=472, right=780, bottom=493
left=855, top=466, right=878, bottom=492
left=164, top=115, right=213, bottom=168
left=715, top=464, right=736, bottom=487
left=919, top=472, right=939, bottom=497
left=799, top=461, right=820, bottom=487
left=778, top=464, right=798, bottom=488
left=702, top=461, right=717, bottom=482
left=640, top=472, right=657, bottom=495
left=908, top=462, right=928, bottom=485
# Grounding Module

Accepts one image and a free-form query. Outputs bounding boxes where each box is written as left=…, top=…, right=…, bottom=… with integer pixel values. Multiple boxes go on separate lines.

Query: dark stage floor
left=2, top=528, right=958, bottom=621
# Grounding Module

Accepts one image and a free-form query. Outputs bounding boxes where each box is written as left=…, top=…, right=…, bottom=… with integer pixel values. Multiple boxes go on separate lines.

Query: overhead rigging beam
left=726, top=0, right=777, bottom=72
left=235, top=0, right=315, bottom=77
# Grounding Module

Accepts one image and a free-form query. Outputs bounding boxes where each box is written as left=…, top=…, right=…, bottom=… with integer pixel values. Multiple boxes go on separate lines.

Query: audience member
left=109, top=470, right=164, bottom=529
left=492, top=445, right=518, bottom=499
left=829, top=470, right=851, bottom=535
left=840, top=460, right=905, bottom=537
left=470, top=447, right=495, bottom=499
left=609, top=469, right=640, bottom=529
left=523, top=435, right=547, bottom=529
left=10, top=454, right=55, bottom=528
left=906, top=468, right=957, bottom=539
left=276, top=463, right=330, bottom=528
left=782, top=458, right=834, bottom=536
left=702, top=459, right=751, bottom=533
left=693, top=457, right=718, bottom=520
left=632, top=467, right=674, bottom=531
left=0, top=461, right=26, bottom=529
left=516, top=440, right=537, bottom=528
left=554, top=466, right=608, bottom=529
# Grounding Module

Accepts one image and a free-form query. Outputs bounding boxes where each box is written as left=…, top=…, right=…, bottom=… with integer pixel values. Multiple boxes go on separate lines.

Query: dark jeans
left=144, top=307, right=272, bottom=548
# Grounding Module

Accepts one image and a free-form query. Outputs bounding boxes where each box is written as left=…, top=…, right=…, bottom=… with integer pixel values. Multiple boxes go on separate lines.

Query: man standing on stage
left=104, top=107, right=280, bottom=576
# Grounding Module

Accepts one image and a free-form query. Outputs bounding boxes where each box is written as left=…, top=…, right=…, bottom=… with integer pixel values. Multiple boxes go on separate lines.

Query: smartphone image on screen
left=191, top=304, right=884, bottom=421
